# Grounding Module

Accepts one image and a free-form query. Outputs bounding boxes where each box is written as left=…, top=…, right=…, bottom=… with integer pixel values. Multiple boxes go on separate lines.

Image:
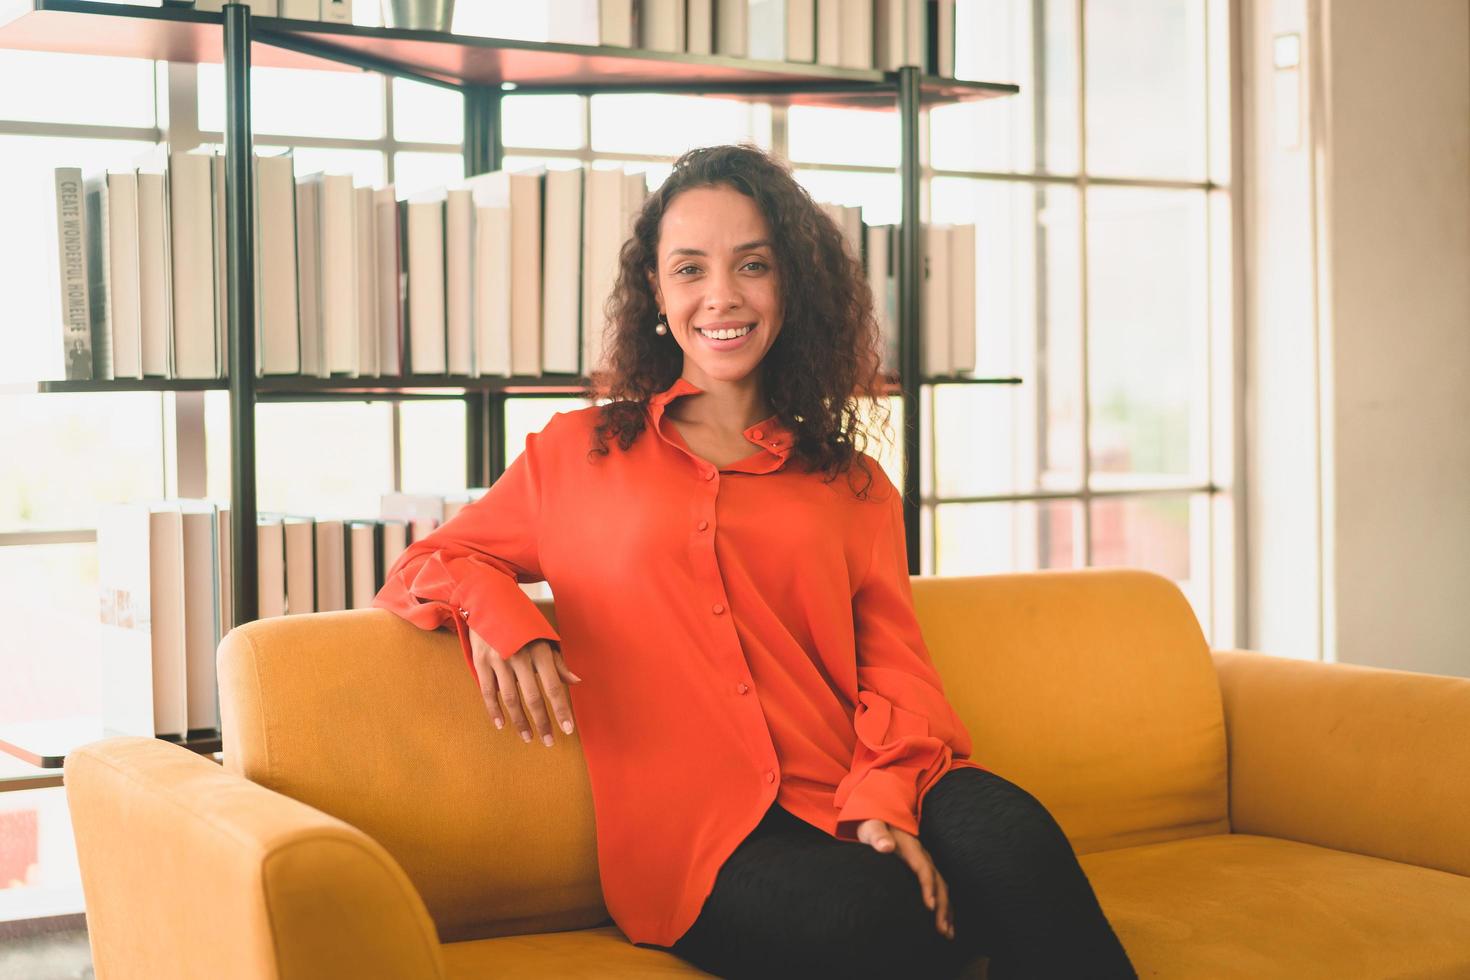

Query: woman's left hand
left=855, top=818, right=955, bottom=940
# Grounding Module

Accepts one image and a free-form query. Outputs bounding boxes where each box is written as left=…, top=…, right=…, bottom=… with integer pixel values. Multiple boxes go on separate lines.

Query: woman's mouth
left=696, top=322, right=757, bottom=350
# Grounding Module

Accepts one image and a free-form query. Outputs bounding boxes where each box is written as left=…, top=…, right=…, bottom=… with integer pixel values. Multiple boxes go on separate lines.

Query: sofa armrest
left=63, top=736, right=446, bottom=980
left=1213, top=649, right=1470, bottom=877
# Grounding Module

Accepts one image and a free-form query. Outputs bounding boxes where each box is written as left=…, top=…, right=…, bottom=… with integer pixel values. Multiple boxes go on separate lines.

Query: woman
left=374, top=143, right=1135, bottom=979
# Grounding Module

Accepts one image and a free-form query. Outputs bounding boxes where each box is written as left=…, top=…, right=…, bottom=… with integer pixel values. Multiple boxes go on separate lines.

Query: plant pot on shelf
left=381, top=0, right=455, bottom=31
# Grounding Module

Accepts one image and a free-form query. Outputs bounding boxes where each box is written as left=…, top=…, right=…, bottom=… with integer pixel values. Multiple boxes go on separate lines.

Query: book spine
left=54, top=167, right=93, bottom=381
left=83, top=175, right=114, bottom=381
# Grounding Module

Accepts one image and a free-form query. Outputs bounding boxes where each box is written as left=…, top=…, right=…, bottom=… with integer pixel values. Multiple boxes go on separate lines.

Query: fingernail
left=493, top=718, right=503, bottom=730
left=542, top=733, right=554, bottom=747
left=569, top=672, right=582, bottom=682
left=562, top=720, right=573, bottom=734
left=521, top=730, right=531, bottom=743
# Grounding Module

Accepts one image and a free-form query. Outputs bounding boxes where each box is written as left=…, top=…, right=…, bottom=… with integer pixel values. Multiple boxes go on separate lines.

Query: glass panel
left=1207, top=0, right=1232, bottom=185
left=0, top=786, right=84, bottom=922
left=1089, top=492, right=1211, bottom=631
left=933, top=0, right=1078, bottom=175
left=787, top=106, right=897, bottom=168
left=0, top=50, right=156, bottom=128
left=792, top=169, right=900, bottom=227
left=504, top=398, right=592, bottom=465
left=0, top=136, right=159, bottom=384
left=199, top=65, right=384, bottom=141
left=591, top=94, right=770, bottom=156
left=0, top=543, right=100, bottom=724
left=393, top=151, right=465, bottom=197
left=936, top=499, right=1082, bottom=574
left=258, top=145, right=386, bottom=187
left=1084, top=0, right=1208, bottom=181
left=0, top=394, right=163, bottom=533
left=929, top=180, right=1082, bottom=494
left=502, top=95, right=585, bottom=151
left=205, top=396, right=393, bottom=519
left=1085, top=186, right=1207, bottom=482
left=392, top=77, right=464, bottom=144
left=399, top=400, right=467, bottom=493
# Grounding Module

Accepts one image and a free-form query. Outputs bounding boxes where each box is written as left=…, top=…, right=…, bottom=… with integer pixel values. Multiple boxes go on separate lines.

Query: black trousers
left=657, top=767, right=1137, bottom=979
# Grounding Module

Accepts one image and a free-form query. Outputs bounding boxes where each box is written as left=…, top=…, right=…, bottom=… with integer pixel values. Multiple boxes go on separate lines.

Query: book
left=405, top=191, right=448, bottom=375
left=464, top=170, right=513, bottom=377
left=686, top=0, right=713, bottom=54
left=209, top=153, right=228, bottom=377
left=546, top=0, right=600, bottom=44
left=786, top=0, right=816, bottom=62
left=169, top=149, right=219, bottom=379
left=926, top=0, right=954, bottom=77
left=104, top=171, right=143, bottom=379
left=344, top=519, right=384, bottom=609
left=445, top=187, right=475, bottom=376
left=582, top=165, right=648, bottom=374
left=748, top=0, right=785, bottom=61
left=304, top=172, right=359, bottom=376
left=354, top=185, right=379, bottom=376
left=320, top=0, right=350, bottom=23
left=257, top=514, right=287, bottom=619
left=81, top=173, right=115, bottom=381
left=283, top=516, right=315, bottom=615
left=180, top=501, right=220, bottom=734
left=815, top=0, right=841, bottom=66
left=314, top=518, right=346, bottom=612
left=54, top=168, right=96, bottom=380
left=640, top=0, right=685, bottom=52
left=838, top=0, right=873, bottom=69
left=715, top=0, right=749, bottom=56
left=215, top=502, right=232, bottom=640
left=256, top=153, right=301, bottom=375
left=509, top=167, right=545, bottom=376
left=98, top=502, right=187, bottom=740
left=295, top=174, right=325, bottom=377
left=542, top=166, right=584, bottom=375
left=948, top=222, right=976, bottom=374
left=135, top=167, right=172, bottom=378
left=923, top=223, right=951, bottom=376
left=374, top=186, right=404, bottom=376
left=865, top=223, right=897, bottom=375
left=380, top=518, right=410, bottom=580
left=598, top=0, right=637, bottom=46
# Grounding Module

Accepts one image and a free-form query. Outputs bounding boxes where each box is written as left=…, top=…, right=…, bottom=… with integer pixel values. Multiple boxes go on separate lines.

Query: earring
left=655, top=312, right=669, bottom=336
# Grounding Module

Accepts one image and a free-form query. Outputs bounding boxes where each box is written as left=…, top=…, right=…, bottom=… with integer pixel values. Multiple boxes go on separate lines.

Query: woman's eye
left=743, top=261, right=768, bottom=272
left=675, top=264, right=699, bottom=275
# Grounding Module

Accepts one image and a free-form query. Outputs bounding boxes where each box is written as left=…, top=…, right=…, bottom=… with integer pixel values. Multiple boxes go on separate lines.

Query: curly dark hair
left=580, top=142, right=895, bottom=499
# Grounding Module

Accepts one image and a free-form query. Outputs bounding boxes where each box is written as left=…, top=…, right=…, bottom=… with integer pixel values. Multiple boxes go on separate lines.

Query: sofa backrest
left=218, top=568, right=1227, bottom=943
left=910, top=568, right=1228, bottom=854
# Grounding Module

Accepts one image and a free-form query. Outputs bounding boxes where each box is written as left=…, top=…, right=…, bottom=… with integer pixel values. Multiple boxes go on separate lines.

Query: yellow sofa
left=64, top=568, right=1470, bottom=978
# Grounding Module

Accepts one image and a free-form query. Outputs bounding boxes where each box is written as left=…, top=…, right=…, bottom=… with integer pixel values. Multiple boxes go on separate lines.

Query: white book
left=445, top=187, right=475, bottom=376
left=99, top=502, right=187, bottom=740
left=929, top=0, right=955, bottom=76
left=257, top=514, right=287, bottom=620
left=948, top=222, right=976, bottom=374
left=344, top=520, right=382, bottom=610
left=319, top=0, right=350, bottom=22
left=923, top=223, right=951, bottom=376
left=215, top=502, right=231, bottom=640
left=815, top=0, right=841, bottom=66
left=581, top=166, right=622, bottom=377
left=866, top=223, right=897, bottom=376
left=255, top=154, right=301, bottom=375
left=465, top=176, right=513, bottom=377
left=640, top=0, right=685, bottom=52
left=598, top=0, right=636, bottom=46
left=547, top=0, right=600, bottom=43
left=406, top=192, right=447, bottom=375
left=374, top=186, right=403, bottom=376
left=838, top=0, right=872, bottom=68
left=180, top=501, right=220, bottom=734
left=314, top=519, right=346, bottom=613
left=715, top=0, right=748, bottom=55
left=686, top=0, right=713, bottom=54
left=509, top=167, right=545, bottom=376
left=380, top=519, right=410, bottom=580
left=786, top=0, right=815, bottom=62
left=295, top=176, right=325, bottom=377
left=542, top=166, right=583, bottom=375
left=135, top=169, right=173, bottom=378
left=170, top=150, right=218, bottom=379
left=283, top=516, right=315, bottom=615
left=305, top=172, right=358, bottom=376
left=280, top=0, right=319, bottom=19
left=904, top=0, right=924, bottom=70
left=104, top=171, right=143, bottom=379
left=748, top=0, right=785, bottom=61
left=53, top=167, right=94, bottom=380
left=873, top=0, right=905, bottom=69
left=354, top=185, right=379, bottom=376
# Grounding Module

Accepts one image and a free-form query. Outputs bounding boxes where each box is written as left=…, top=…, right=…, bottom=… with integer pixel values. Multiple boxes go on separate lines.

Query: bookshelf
left=0, top=0, right=1021, bottom=635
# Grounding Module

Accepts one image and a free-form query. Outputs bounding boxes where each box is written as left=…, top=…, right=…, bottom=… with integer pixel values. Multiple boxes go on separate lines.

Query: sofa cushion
left=911, top=569, right=1229, bottom=853
left=1080, top=833, right=1470, bottom=978
left=440, top=924, right=709, bottom=978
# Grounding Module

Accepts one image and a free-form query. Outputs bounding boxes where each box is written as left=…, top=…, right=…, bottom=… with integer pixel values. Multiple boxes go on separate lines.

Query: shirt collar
left=647, top=376, right=796, bottom=462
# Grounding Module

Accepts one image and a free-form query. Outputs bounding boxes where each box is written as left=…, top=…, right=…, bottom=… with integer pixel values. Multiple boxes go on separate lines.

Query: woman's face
left=649, top=184, right=784, bottom=387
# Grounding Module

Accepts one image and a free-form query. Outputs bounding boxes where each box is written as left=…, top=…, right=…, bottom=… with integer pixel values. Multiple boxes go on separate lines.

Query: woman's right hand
left=469, top=630, right=582, bottom=747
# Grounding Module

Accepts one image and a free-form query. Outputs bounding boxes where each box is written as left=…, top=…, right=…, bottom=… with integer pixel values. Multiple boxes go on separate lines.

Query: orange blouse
left=372, top=374, right=986, bottom=948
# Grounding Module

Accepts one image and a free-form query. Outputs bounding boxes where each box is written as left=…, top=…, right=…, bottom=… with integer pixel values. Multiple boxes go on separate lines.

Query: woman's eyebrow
left=668, top=239, right=773, bottom=257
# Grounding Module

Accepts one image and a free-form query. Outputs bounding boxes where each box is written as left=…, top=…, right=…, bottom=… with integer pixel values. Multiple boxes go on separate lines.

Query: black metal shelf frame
left=6, top=1, right=1021, bottom=623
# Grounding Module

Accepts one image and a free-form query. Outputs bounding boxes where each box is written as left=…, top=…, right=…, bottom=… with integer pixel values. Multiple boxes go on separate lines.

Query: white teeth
left=701, top=324, right=754, bottom=341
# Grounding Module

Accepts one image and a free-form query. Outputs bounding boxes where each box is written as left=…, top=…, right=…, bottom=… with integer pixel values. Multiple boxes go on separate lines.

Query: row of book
left=563, top=0, right=955, bottom=76
left=97, top=490, right=553, bottom=740
left=194, top=1, right=957, bottom=77
left=59, top=148, right=978, bottom=383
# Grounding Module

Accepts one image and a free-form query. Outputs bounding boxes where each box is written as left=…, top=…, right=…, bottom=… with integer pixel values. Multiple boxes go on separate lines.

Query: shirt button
left=751, top=428, right=764, bottom=440
left=459, top=608, right=470, bottom=620
left=736, top=683, right=749, bottom=694
left=765, top=770, right=776, bottom=783
left=704, top=470, right=715, bottom=480
left=697, top=520, right=709, bottom=531
left=712, top=603, right=725, bottom=615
